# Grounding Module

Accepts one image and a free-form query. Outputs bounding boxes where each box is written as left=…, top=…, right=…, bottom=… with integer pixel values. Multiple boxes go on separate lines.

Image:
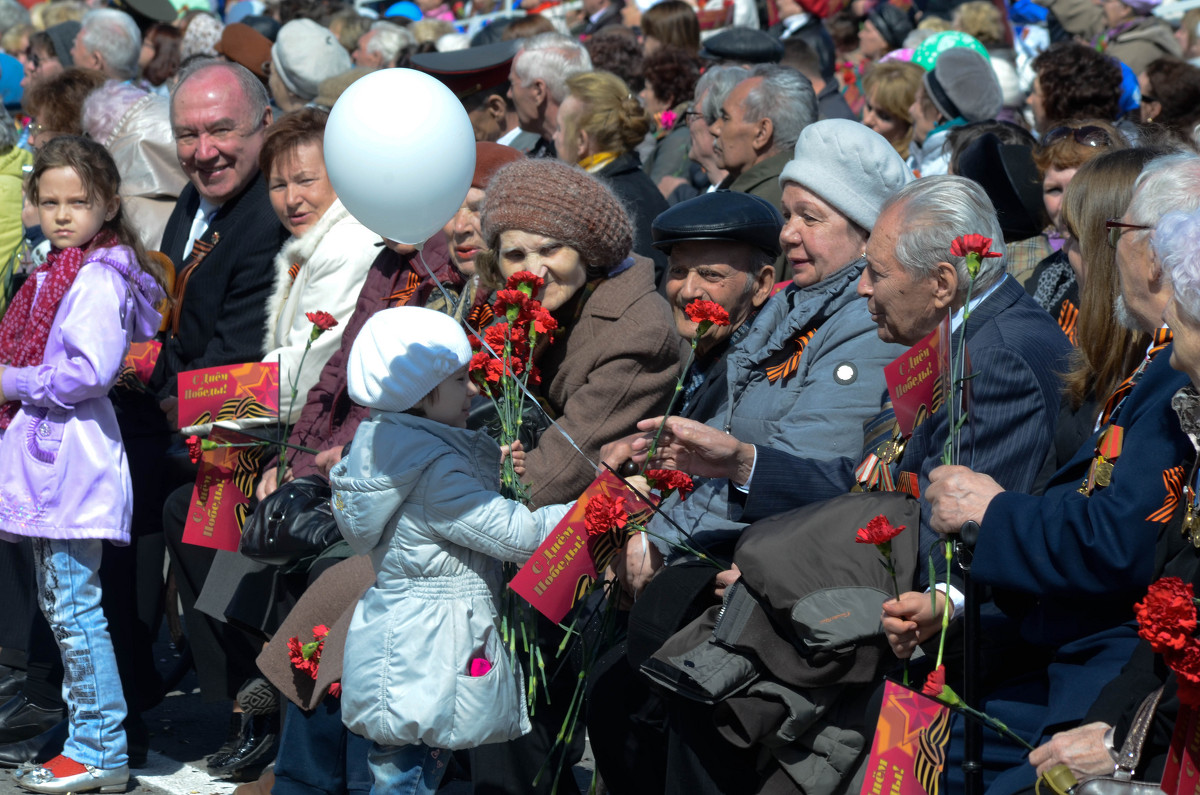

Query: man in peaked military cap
left=411, top=39, right=539, bottom=151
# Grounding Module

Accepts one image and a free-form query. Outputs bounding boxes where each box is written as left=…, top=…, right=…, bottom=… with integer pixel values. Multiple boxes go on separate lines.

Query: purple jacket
left=0, top=246, right=164, bottom=544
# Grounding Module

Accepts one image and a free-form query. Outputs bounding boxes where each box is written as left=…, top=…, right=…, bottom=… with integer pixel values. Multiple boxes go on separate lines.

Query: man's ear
left=530, top=77, right=548, bottom=107
left=753, top=116, right=774, bottom=153
left=931, top=260, right=960, bottom=311
left=750, top=263, right=776, bottom=308
left=486, top=94, right=507, bottom=122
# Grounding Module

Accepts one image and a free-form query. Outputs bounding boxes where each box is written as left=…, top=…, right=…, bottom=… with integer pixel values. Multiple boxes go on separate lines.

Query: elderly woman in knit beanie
left=476, top=158, right=681, bottom=508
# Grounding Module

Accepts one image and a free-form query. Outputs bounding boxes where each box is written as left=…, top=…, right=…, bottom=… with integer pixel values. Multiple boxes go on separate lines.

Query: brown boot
left=232, top=765, right=274, bottom=795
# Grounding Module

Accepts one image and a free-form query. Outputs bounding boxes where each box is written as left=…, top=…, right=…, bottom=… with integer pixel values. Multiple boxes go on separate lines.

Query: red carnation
left=494, top=289, right=532, bottom=321
left=855, top=515, right=906, bottom=546
left=305, top=311, right=338, bottom=332
left=328, top=682, right=342, bottom=699
left=647, top=469, right=695, bottom=501
left=584, top=494, right=628, bottom=537
left=949, top=235, right=1002, bottom=260
left=532, top=306, right=557, bottom=336
left=506, top=271, right=544, bottom=295
left=186, top=435, right=203, bottom=464
left=922, top=664, right=946, bottom=697
left=1136, top=576, right=1198, bottom=653
left=483, top=323, right=510, bottom=353
left=684, top=299, right=731, bottom=328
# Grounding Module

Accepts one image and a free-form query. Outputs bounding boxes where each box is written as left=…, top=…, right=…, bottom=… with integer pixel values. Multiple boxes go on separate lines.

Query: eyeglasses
left=1106, top=219, right=1153, bottom=247
left=1041, top=125, right=1114, bottom=149
left=683, top=108, right=704, bottom=125
left=21, top=48, right=39, bottom=70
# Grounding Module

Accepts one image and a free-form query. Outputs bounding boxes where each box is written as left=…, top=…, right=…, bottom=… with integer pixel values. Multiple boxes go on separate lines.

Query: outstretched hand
left=632, top=416, right=756, bottom=485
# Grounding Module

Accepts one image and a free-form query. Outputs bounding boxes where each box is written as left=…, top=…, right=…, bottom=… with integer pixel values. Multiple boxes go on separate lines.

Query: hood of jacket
left=1115, top=15, right=1181, bottom=52
left=0, top=144, right=28, bottom=180
left=330, top=411, right=501, bottom=555
left=89, top=245, right=165, bottom=343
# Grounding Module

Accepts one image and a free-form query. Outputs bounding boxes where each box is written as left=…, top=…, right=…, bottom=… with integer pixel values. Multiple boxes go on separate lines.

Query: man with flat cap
left=411, top=39, right=536, bottom=149
left=701, top=27, right=786, bottom=65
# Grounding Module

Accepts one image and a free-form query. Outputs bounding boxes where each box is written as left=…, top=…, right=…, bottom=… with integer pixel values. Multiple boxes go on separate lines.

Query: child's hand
left=501, top=440, right=526, bottom=476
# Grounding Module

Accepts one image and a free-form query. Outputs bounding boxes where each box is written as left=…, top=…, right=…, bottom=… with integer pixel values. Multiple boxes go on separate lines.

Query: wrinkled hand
left=1029, top=723, right=1114, bottom=780
left=612, top=531, right=664, bottom=601
left=714, top=563, right=741, bottom=599
left=600, top=433, right=642, bottom=473
left=882, top=590, right=948, bottom=660
left=160, top=396, right=179, bottom=430
left=926, top=465, right=1004, bottom=535
left=657, top=175, right=688, bottom=199
left=500, top=440, right=526, bottom=477
left=255, top=466, right=294, bottom=500
left=314, top=446, right=345, bottom=479
left=632, top=416, right=755, bottom=485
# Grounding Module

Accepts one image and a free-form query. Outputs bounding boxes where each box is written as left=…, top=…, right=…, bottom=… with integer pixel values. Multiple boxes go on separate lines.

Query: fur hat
left=482, top=159, right=633, bottom=270
left=346, top=307, right=473, bottom=413
left=271, top=19, right=352, bottom=101
left=778, top=119, right=913, bottom=232
left=924, top=47, right=1002, bottom=123
left=868, top=4, right=914, bottom=51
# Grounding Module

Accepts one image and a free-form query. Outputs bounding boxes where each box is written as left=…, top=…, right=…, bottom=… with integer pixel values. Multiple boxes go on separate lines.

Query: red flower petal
left=684, top=299, right=731, bottom=327
left=305, top=311, right=338, bottom=331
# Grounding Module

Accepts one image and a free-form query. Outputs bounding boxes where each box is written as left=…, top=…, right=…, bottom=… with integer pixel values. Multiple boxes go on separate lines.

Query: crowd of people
left=2, top=0, right=1200, bottom=792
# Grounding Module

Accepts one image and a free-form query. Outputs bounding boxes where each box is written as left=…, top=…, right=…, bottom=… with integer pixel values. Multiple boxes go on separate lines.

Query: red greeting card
left=181, top=427, right=271, bottom=552
left=885, top=316, right=951, bottom=438
left=1162, top=703, right=1200, bottom=795
left=176, top=362, right=280, bottom=429
left=509, top=470, right=655, bottom=624
left=859, top=680, right=951, bottom=795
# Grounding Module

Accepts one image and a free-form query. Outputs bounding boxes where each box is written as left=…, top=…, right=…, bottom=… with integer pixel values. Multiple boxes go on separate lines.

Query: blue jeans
left=274, top=697, right=372, bottom=795
left=32, top=538, right=127, bottom=769
left=367, top=742, right=448, bottom=795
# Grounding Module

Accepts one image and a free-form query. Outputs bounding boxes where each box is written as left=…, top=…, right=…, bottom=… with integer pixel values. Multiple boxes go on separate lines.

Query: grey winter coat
left=650, top=259, right=906, bottom=558
left=331, top=412, right=571, bottom=750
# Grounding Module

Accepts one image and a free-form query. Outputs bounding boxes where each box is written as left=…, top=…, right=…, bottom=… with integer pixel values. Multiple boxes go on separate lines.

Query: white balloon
left=324, top=68, right=477, bottom=245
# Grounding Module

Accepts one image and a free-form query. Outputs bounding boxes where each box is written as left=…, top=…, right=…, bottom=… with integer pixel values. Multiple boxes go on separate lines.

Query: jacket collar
left=724, top=150, right=792, bottom=195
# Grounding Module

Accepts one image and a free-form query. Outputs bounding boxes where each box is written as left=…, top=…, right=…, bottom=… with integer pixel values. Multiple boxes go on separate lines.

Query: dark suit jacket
left=149, top=173, right=289, bottom=401
left=740, top=277, right=1071, bottom=577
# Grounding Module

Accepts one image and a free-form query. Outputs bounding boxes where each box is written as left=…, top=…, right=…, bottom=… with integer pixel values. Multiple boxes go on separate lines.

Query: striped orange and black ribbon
left=387, top=272, right=422, bottom=307
left=1097, top=327, right=1173, bottom=427
left=765, top=328, right=817, bottom=383
left=1148, top=465, right=1187, bottom=524
left=287, top=261, right=301, bottom=282
left=1058, top=300, right=1078, bottom=346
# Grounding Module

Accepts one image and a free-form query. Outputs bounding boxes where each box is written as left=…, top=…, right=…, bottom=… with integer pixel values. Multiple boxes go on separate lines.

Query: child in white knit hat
left=330, top=306, right=569, bottom=795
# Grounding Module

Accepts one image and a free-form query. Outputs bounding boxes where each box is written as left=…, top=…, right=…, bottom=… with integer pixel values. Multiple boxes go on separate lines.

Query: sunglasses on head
left=1041, top=125, right=1113, bottom=149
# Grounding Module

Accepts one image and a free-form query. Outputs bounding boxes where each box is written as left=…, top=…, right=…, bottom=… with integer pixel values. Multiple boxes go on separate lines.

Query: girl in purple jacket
left=0, top=136, right=166, bottom=795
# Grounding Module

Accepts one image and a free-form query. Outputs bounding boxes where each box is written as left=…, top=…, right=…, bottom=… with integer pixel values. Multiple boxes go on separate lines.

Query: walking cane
left=960, top=522, right=983, bottom=795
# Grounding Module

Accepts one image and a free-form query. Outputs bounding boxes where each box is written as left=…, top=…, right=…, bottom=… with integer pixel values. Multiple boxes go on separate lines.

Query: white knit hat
left=778, top=119, right=913, bottom=232
left=347, top=307, right=473, bottom=413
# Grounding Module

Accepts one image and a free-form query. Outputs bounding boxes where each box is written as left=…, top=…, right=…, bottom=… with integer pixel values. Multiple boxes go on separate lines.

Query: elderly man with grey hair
left=884, top=155, right=1200, bottom=795
left=710, top=63, right=814, bottom=210
left=70, top=8, right=141, bottom=80
left=508, top=31, right=591, bottom=156
left=351, top=20, right=414, bottom=69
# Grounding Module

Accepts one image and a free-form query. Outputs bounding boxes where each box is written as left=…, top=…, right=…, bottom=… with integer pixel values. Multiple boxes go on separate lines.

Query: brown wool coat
left=524, top=256, right=685, bottom=507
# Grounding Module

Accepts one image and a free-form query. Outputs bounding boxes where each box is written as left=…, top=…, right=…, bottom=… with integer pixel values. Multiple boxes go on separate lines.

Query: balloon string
left=413, top=244, right=602, bottom=476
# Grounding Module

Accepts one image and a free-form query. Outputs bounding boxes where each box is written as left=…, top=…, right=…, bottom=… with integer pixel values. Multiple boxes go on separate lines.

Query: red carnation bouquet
left=1136, top=576, right=1200, bottom=706
left=287, top=624, right=341, bottom=698
left=468, top=271, right=557, bottom=505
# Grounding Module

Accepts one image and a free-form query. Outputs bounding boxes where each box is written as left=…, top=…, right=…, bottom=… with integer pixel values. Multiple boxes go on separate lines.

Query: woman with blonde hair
left=554, top=69, right=668, bottom=277
left=860, top=60, right=923, bottom=160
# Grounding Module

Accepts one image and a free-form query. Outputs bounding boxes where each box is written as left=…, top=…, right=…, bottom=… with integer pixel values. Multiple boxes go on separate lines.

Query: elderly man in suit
left=893, top=153, right=1200, bottom=795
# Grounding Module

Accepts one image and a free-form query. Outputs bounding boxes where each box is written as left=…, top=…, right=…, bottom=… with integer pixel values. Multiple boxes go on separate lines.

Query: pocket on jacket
left=25, top=408, right=64, bottom=465
left=449, top=625, right=528, bottom=749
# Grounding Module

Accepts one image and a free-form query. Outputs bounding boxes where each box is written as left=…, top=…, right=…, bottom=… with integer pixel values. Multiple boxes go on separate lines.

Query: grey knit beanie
left=482, top=159, right=634, bottom=270
left=778, top=119, right=913, bottom=232
left=271, top=19, right=352, bottom=101
left=924, top=47, right=1003, bottom=124
left=347, top=307, right=472, bottom=413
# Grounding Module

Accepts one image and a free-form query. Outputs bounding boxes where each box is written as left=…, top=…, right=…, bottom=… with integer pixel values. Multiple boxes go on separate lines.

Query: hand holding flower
left=501, top=440, right=526, bottom=477
left=882, top=591, right=948, bottom=660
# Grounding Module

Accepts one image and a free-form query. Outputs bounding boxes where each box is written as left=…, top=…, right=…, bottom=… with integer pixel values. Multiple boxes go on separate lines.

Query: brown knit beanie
left=481, top=159, right=634, bottom=270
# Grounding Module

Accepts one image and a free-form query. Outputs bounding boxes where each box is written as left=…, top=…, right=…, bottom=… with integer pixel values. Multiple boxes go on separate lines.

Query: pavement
left=0, top=636, right=596, bottom=795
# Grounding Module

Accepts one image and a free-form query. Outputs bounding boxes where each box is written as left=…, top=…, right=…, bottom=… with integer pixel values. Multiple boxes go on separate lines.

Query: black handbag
left=238, top=475, right=343, bottom=567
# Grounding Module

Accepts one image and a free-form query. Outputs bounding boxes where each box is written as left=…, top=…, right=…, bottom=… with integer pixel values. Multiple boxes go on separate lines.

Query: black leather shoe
left=0, top=718, right=66, bottom=768
left=125, top=713, right=149, bottom=769
left=0, top=695, right=66, bottom=745
left=206, top=714, right=243, bottom=771
left=207, top=714, right=278, bottom=776
left=0, top=671, right=26, bottom=700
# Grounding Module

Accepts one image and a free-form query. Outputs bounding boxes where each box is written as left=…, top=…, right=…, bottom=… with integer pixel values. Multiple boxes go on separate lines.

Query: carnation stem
left=642, top=337, right=699, bottom=475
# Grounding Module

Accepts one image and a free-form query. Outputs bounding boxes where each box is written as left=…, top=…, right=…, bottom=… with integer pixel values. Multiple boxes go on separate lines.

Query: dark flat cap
left=112, top=0, right=176, bottom=25
left=700, top=28, right=784, bottom=64
left=652, top=190, right=784, bottom=257
left=411, top=40, right=520, bottom=102
left=867, top=4, right=914, bottom=50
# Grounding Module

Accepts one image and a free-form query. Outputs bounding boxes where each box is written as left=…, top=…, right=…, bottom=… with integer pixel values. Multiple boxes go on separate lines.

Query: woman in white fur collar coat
left=260, top=108, right=379, bottom=424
